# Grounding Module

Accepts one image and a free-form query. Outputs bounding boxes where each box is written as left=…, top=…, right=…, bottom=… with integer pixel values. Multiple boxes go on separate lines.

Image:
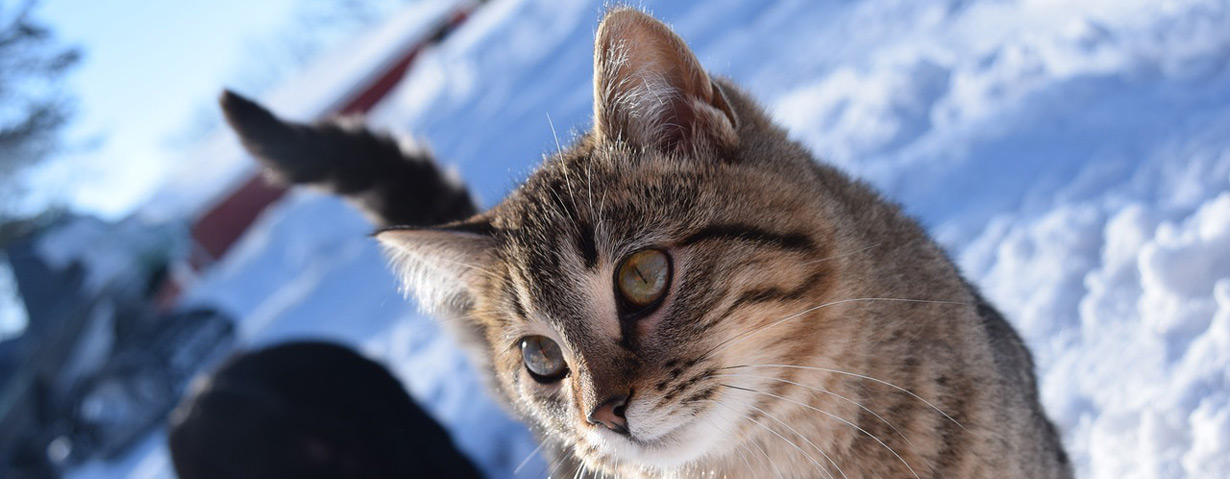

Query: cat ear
left=592, top=8, right=738, bottom=154
left=375, top=224, right=495, bottom=316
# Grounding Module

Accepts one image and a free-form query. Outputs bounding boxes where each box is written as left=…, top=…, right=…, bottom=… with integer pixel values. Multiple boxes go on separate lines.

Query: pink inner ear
left=592, top=9, right=737, bottom=154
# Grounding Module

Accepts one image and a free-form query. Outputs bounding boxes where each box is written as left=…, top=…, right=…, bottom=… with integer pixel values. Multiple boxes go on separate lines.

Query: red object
left=187, top=4, right=476, bottom=267
left=189, top=175, right=288, bottom=265
left=340, top=9, right=472, bottom=115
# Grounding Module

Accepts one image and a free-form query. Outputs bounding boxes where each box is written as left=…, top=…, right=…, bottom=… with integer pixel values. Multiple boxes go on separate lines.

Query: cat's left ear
left=592, top=8, right=738, bottom=155
left=375, top=224, right=496, bottom=317
left=376, top=223, right=501, bottom=384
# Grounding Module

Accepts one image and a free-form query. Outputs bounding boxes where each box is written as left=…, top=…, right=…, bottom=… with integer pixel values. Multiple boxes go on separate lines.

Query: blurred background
left=1, top=0, right=1228, bottom=478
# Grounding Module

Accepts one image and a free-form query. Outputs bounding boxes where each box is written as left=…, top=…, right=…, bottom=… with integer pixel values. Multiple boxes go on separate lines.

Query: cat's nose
left=587, top=394, right=629, bottom=434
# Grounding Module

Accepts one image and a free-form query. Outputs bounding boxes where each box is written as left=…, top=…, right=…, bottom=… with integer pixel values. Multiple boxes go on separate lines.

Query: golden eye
left=616, top=249, right=670, bottom=308
left=520, top=335, right=567, bottom=382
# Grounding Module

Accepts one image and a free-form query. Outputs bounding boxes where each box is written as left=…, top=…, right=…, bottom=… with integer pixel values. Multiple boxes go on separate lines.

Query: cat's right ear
left=592, top=8, right=738, bottom=155
left=375, top=224, right=496, bottom=317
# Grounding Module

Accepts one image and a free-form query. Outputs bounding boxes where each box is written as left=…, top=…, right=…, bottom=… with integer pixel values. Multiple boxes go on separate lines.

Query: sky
left=31, top=0, right=300, bottom=218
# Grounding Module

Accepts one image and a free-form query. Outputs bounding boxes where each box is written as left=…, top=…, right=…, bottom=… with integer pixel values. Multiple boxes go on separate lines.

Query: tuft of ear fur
left=593, top=8, right=737, bottom=155
left=375, top=225, right=495, bottom=317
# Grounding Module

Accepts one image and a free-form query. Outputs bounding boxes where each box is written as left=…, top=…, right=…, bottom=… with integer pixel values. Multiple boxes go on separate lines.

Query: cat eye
left=520, top=335, right=568, bottom=382
left=616, top=249, right=670, bottom=310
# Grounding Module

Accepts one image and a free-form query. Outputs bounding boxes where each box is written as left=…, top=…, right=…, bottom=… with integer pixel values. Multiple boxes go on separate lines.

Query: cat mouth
left=588, top=427, right=689, bottom=468
left=587, top=407, right=726, bottom=469
left=606, top=426, right=673, bottom=448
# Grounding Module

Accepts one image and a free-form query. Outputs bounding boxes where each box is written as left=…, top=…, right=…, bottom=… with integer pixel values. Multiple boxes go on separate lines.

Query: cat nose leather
left=587, top=394, right=629, bottom=434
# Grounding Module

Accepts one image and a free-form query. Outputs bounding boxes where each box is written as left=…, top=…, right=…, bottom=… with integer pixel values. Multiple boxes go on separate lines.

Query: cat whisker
left=708, top=398, right=827, bottom=479
left=547, top=113, right=579, bottom=206
left=731, top=442, right=758, bottom=478
left=575, top=145, right=602, bottom=246
left=584, top=161, right=597, bottom=238
left=596, top=187, right=610, bottom=243
left=721, top=384, right=921, bottom=479
left=724, top=363, right=967, bottom=431
left=513, top=443, right=544, bottom=475
left=543, top=441, right=577, bottom=479
left=740, top=421, right=787, bottom=479
left=747, top=403, right=844, bottom=479
left=696, top=408, right=759, bottom=477
left=712, top=372, right=920, bottom=453
left=545, top=186, right=573, bottom=222
left=703, top=396, right=826, bottom=477
left=548, top=112, right=565, bottom=158
left=700, top=297, right=972, bottom=361
left=542, top=458, right=561, bottom=479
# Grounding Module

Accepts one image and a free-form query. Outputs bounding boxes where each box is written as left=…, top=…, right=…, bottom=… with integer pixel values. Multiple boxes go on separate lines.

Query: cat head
left=380, top=8, right=851, bottom=473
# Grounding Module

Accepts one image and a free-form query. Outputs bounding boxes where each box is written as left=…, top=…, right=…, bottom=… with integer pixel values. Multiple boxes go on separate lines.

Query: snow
left=70, top=0, right=1230, bottom=477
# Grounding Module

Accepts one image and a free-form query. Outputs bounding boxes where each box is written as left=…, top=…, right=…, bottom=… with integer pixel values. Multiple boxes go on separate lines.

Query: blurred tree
left=0, top=0, right=80, bottom=218
left=0, top=0, right=77, bottom=341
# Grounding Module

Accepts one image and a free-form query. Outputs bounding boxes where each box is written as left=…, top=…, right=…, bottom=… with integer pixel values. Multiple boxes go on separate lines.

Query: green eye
left=616, top=249, right=670, bottom=308
left=520, top=335, right=567, bottom=382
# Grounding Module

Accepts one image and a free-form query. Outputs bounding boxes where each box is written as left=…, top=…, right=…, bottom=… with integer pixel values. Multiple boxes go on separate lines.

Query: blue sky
left=33, top=0, right=299, bottom=218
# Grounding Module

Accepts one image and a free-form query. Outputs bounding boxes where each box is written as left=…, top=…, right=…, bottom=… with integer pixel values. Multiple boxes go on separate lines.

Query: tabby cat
left=224, top=8, right=1071, bottom=478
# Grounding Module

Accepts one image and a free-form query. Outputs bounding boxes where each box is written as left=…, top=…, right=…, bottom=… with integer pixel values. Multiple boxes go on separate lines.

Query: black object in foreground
left=168, top=341, right=482, bottom=479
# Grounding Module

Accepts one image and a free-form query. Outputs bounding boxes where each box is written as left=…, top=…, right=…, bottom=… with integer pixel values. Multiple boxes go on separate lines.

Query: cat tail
left=219, top=90, right=478, bottom=228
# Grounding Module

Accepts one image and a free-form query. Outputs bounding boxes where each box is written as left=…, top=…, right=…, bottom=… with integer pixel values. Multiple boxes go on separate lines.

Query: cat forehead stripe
left=678, top=224, right=815, bottom=252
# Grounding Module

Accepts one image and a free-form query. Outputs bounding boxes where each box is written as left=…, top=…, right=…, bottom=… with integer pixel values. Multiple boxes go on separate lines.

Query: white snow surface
left=73, top=0, right=1230, bottom=477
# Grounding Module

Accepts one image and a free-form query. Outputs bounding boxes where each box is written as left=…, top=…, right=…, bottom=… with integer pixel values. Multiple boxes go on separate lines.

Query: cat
left=222, top=8, right=1071, bottom=478
left=168, top=341, right=482, bottom=479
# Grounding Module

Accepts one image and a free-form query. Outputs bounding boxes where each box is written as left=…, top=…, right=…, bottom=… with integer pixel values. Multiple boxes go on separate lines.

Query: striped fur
left=219, top=90, right=476, bottom=228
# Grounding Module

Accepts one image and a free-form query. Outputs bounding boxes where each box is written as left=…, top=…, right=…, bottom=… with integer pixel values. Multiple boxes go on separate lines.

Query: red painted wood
left=190, top=175, right=287, bottom=263
left=338, top=8, right=472, bottom=115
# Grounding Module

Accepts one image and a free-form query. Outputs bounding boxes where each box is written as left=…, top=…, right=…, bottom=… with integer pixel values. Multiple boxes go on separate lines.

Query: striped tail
left=219, top=90, right=477, bottom=227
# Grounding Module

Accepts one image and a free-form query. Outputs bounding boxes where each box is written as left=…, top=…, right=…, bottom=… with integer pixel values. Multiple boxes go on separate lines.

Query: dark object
left=219, top=91, right=478, bottom=228
left=1, top=215, right=234, bottom=476
left=167, top=341, right=482, bottom=479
